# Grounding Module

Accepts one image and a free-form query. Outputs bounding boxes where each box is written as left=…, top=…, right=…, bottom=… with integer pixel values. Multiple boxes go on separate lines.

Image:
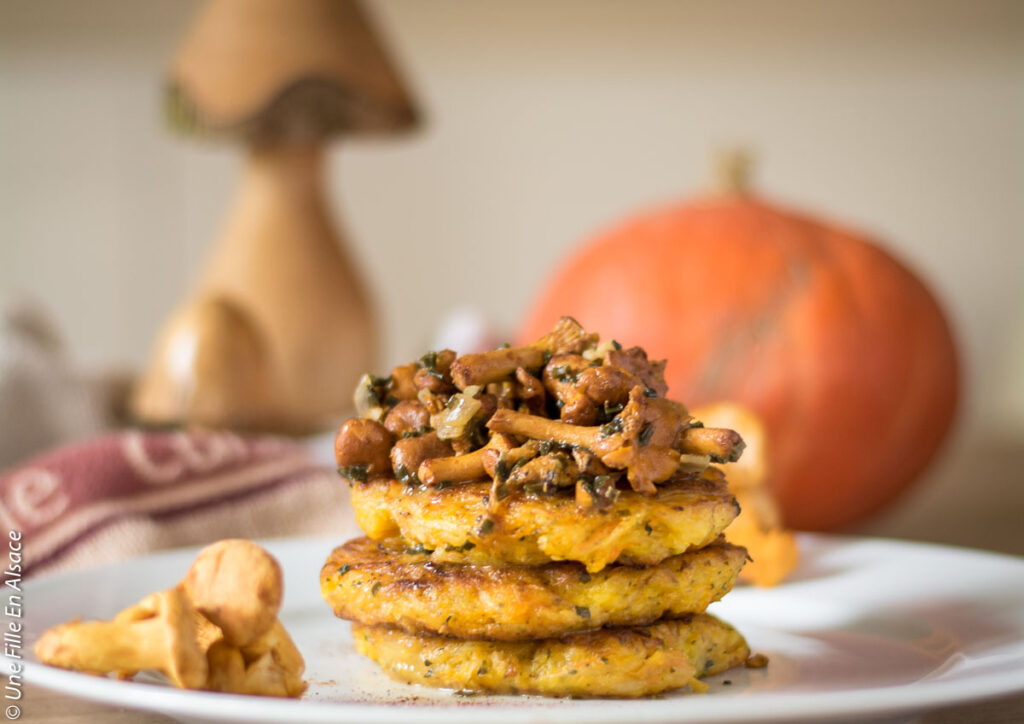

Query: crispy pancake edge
left=349, top=474, right=739, bottom=571
left=321, top=537, right=747, bottom=640
left=352, top=613, right=750, bottom=698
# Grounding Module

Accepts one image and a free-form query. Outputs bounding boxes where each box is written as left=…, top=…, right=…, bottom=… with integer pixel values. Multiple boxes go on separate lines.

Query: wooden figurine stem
left=196, top=143, right=376, bottom=431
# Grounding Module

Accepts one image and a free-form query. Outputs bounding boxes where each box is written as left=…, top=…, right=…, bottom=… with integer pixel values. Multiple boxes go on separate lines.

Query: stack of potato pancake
left=321, top=318, right=753, bottom=697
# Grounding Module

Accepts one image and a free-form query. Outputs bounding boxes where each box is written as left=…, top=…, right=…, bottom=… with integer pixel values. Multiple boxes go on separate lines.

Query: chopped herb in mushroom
left=337, top=464, right=369, bottom=482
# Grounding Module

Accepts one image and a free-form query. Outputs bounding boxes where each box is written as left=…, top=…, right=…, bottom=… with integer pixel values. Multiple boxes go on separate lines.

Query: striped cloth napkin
left=0, top=429, right=354, bottom=578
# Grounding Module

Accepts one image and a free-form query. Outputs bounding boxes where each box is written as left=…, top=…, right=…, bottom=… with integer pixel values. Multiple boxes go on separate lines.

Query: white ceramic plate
left=18, top=534, right=1024, bottom=724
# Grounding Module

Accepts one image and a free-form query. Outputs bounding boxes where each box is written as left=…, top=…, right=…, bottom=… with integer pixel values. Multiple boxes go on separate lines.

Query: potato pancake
left=321, top=537, right=746, bottom=641
left=352, top=614, right=749, bottom=698
left=349, top=472, right=739, bottom=572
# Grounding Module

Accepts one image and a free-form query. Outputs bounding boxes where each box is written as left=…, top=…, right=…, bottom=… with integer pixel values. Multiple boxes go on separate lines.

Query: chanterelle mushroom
left=553, top=363, right=648, bottom=426
left=535, top=316, right=600, bottom=356
left=678, top=424, right=746, bottom=463
left=335, top=417, right=395, bottom=480
left=418, top=433, right=512, bottom=487
left=514, top=367, right=547, bottom=415
left=391, top=431, right=453, bottom=485
left=205, top=620, right=306, bottom=698
left=180, top=539, right=284, bottom=648
left=383, top=400, right=430, bottom=437
left=605, top=346, right=669, bottom=397
left=488, top=386, right=690, bottom=494
left=505, top=451, right=580, bottom=494
left=413, top=349, right=458, bottom=395
left=35, top=539, right=306, bottom=698
left=34, top=589, right=209, bottom=689
left=449, top=316, right=597, bottom=390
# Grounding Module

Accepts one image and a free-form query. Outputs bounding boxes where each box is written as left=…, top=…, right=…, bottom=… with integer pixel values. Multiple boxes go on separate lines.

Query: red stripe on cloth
left=24, top=464, right=336, bottom=577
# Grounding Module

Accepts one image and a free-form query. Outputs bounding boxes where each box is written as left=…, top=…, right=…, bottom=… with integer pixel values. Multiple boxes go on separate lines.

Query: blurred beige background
left=1, top=1, right=1022, bottom=546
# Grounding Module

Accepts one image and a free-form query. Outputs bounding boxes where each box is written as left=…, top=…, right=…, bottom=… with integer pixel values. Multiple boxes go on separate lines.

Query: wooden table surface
left=22, top=686, right=1024, bottom=723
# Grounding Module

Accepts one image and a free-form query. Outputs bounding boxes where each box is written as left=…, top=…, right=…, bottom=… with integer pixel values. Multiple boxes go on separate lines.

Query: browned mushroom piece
left=335, top=418, right=395, bottom=480
left=390, top=431, right=453, bottom=484
left=601, top=444, right=680, bottom=495
left=387, top=362, right=420, bottom=401
left=487, top=381, right=517, bottom=410
left=487, top=386, right=690, bottom=494
left=575, top=474, right=622, bottom=509
left=597, top=388, right=690, bottom=492
left=449, top=438, right=475, bottom=456
left=487, top=411, right=593, bottom=454
left=416, top=388, right=447, bottom=416
left=449, top=317, right=598, bottom=391
left=418, top=433, right=513, bottom=487
left=575, top=480, right=598, bottom=508
left=506, top=451, right=579, bottom=494
left=571, top=447, right=615, bottom=477
left=514, top=367, right=547, bottom=415
left=562, top=365, right=648, bottom=426
left=475, top=392, right=499, bottom=426
left=541, top=354, right=591, bottom=387
left=450, top=346, right=547, bottom=390
left=413, top=349, right=457, bottom=395
left=605, top=346, right=669, bottom=397
left=413, top=368, right=455, bottom=395
left=418, top=448, right=486, bottom=487
left=678, top=425, right=746, bottom=463
left=478, top=433, right=520, bottom=478
left=534, top=316, right=599, bottom=356
left=485, top=439, right=554, bottom=506
left=541, top=354, right=591, bottom=400
left=383, top=400, right=431, bottom=437
left=628, top=392, right=690, bottom=447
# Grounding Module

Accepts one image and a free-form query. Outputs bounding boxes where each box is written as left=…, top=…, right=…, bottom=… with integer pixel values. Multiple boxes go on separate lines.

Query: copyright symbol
left=4, top=705, right=19, bottom=720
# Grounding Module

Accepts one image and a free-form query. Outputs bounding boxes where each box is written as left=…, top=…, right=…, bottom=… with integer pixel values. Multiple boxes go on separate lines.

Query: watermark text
left=3, top=530, right=23, bottom=720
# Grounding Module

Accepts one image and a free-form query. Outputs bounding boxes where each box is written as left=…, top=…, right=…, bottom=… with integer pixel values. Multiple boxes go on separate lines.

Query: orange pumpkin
left=520, top=157, right=959, bottom=531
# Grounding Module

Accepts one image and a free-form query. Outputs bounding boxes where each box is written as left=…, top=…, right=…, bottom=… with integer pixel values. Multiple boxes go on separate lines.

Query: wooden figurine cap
left=167, top=0, right=420, bottom=143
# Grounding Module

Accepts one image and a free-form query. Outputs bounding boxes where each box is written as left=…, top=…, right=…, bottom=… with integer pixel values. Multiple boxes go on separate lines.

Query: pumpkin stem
left=713, top=149, right=754, bottom=196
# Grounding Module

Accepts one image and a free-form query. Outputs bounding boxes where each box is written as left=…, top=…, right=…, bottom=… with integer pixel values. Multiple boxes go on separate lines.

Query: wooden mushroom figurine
left=132, top=0, right=419, bottom=433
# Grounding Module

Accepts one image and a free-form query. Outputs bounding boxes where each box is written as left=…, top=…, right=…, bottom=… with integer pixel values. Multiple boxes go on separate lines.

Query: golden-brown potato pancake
left=320, top=537, right=746, bottom=641
left=352, top=614, right=749, bottom=698
left=350, top=472, right=739, bottom=572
